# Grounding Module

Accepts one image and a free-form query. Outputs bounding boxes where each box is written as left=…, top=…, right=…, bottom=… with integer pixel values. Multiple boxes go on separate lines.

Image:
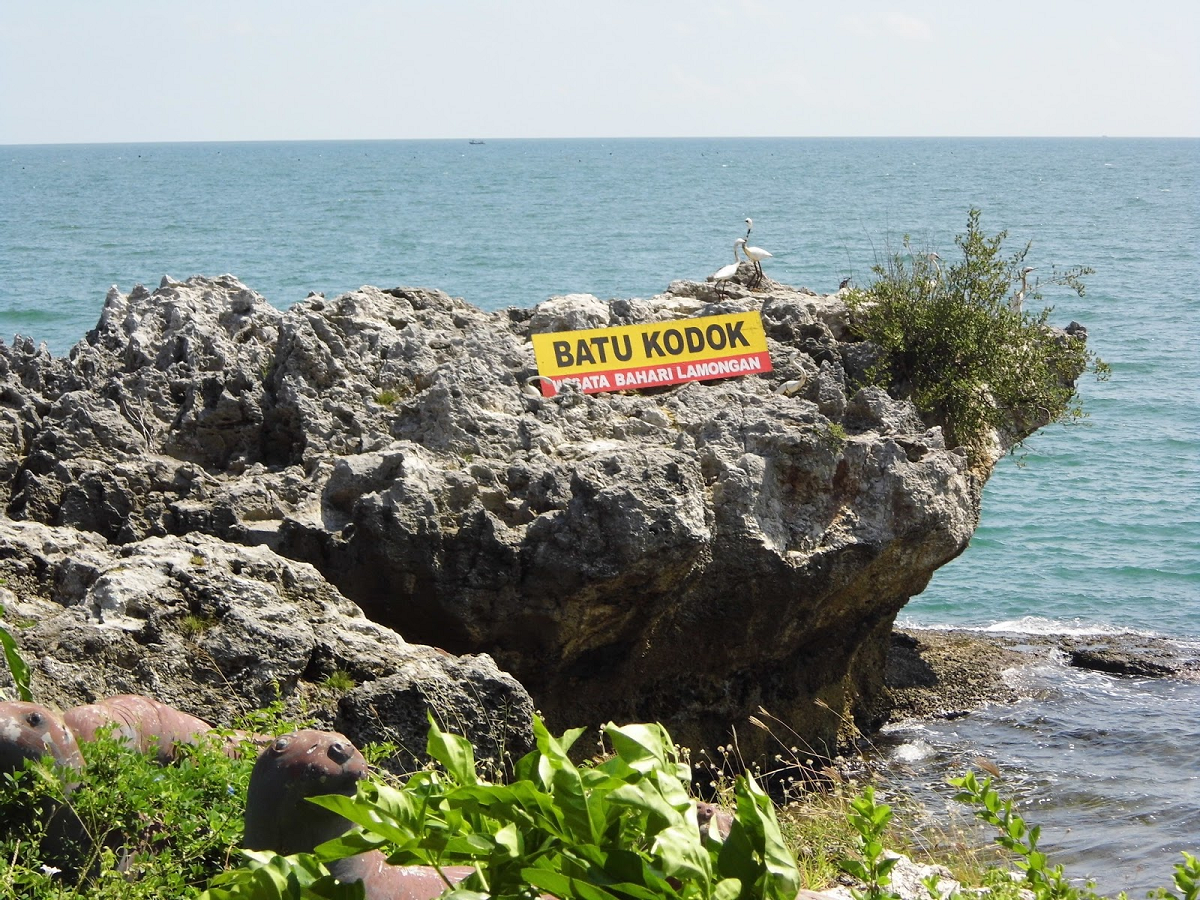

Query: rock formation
left=0, top=273, right=1070, bottom=762
left=0, top=519, right=534, bottom=773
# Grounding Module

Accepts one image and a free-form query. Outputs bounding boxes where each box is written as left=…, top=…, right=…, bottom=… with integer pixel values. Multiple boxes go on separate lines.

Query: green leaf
left=604, top=722, right=691, bottom=782
left=839, top=859, right=871, bottom=881
left=603, top=847, right=675, bottom=895
left=532, top=717, right=572, bottom=788
left=1176, top=851, right=1200, bottom=900
left=427, top=712, right=479, bottom=785
left=594, top=883, right=667, bottom=900
left=312, top=831, right=385, bottom=863
left=875, top=854, right=898, bottom=880
left=523, top=866, right=574, bottom=897
left=0, top=623, right=32, bottom=702
left=605, top=722, right=671, bottom=770
left=492, top=780, right=570, bottom=837
left=870, top=803, right=892, bottom=828
left=206, top=851, right=361, bottom=900
left=653, top=822, right=713, bottom=884
left=524, top=868, right=638, bottom=900
left=248, top=865, right=289, bottom=900
left=445, top=833, right=498, bottom=856
left=493, top=822, right=522, bottom=860
left=309, top=790, right=422, bottom=848
left=608, top=780, right=684, bottom=834
left=734, top=774, right=800, bottom=900
left=573, top=879, right=624, bottom=900
left=550, top=762, right=603, bottom=844
left=533, top=716, right=571, bottom=762
left=716, top=810, right=761, bottom=887
left=557, top=725, right=588, bottom=755
left=527, top=719, right=603, bottom=845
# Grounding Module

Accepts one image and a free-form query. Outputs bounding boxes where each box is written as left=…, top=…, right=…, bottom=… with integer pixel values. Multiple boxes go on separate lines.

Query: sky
left=2, top=0, right=1198, bottom=144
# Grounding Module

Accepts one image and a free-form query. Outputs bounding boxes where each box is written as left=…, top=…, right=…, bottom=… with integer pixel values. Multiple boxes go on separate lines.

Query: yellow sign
left=530, top=311, right=772, bottom=396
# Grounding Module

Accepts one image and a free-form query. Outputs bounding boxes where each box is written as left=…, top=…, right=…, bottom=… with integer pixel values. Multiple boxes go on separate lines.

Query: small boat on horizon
left=468, top=139, right=485, bottom=145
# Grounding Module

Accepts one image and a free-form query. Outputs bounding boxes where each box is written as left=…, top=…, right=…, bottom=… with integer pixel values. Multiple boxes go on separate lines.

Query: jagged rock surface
left=0, top=273, right=1043, bottom=760
left=0, top=518, right=533, bottom=773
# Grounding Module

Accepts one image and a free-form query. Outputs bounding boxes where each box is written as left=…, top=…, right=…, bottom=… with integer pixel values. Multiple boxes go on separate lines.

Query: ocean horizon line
left=4, top=134, right=1199, bottom=149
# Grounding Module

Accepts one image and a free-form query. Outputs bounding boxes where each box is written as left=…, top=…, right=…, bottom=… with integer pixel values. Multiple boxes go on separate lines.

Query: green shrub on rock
left=846, top=209, right=1108, bottom=463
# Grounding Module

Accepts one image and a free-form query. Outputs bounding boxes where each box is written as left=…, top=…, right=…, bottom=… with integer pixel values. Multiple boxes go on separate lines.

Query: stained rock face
left=0, top=273, right=1049, bottom=760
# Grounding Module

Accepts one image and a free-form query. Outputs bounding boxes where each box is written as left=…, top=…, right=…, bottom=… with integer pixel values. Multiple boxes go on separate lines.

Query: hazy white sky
left=2, top=0, right=1198, bottom=144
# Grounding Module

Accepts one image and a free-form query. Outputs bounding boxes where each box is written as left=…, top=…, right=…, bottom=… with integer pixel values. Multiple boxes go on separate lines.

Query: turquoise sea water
left=2, top=138, right=1198, bottom=891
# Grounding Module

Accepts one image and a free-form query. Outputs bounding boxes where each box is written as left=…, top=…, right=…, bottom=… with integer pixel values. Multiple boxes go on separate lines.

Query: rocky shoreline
left=884, top=626, right=1200, bottom=723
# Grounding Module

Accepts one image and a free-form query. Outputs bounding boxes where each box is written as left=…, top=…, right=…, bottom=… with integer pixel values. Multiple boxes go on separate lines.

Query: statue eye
left=328, top=741, right=353, bottom=764
left=272, top=737, right=290, bottom=754
left=25, top=712, right=43, bottom=728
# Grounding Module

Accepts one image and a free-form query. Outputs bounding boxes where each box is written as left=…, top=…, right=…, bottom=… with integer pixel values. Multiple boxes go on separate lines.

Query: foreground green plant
left=951, top=771, right=1199, bottom=900
left=1, top=731, right=256, bottom=899
left=0, top=619, right=32, bottom=701
left=838, top=786, right=900, bottom=900
left=4, top=705, right=1195, bottom=899
left=1153, top=852, right=1200, bottom=900
left=205, top=715, right=801, bottom=900
left=950, top=771, right=1077, bottom=898
left=847, top=209, right=1107, bottom=462
left=0, top=698, right=307, bottom=899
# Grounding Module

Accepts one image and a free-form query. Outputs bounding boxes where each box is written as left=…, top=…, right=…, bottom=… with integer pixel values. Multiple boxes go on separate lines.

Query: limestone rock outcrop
left=0, top=273, right=1056, bottom=760
left=0, top=518, right=533, bottom=773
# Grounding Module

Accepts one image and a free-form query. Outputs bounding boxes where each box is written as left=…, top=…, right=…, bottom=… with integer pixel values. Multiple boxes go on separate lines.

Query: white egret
left=1010, top=266, right=1036, bottom=312
left=742, top=240, right=773, bottom=286
left=741, top=218, right=773, bottom=284
left=710, top=239, right=745, bottom=296
left=926, top=252, right=942, bottom=293
left=773, top=376, right=808, bottom=397
left=522, top=375, right=557, bottom=398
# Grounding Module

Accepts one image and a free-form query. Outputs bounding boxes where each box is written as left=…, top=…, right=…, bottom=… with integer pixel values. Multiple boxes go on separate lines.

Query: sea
left=2, top=137, right=1197, bottom=894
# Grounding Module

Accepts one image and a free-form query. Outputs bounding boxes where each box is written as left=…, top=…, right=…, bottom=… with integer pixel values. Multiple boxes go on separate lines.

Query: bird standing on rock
left=710, top=239, right=745, bottom=296
left=741, top=218, right=772, bottom=287
left=741, top=240, right=773, bottom=287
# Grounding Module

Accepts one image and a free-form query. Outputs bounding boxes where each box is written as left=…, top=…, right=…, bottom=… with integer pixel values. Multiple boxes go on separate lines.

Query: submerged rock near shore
left=0, top=272, right=1070, bottom=761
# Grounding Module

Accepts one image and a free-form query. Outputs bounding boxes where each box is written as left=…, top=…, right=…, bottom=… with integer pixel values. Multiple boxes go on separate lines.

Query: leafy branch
left=838, top=786, right=901, bottom=900
left=951, top=771, right=1199, bottom=900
